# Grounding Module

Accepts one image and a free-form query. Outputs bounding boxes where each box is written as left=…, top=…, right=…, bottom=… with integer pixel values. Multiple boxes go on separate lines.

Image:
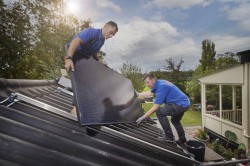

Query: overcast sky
left=7, top=0, right=250, bottom=72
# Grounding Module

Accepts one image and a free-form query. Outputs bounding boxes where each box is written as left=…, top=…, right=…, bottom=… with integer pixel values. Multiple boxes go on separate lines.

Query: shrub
left=194, top=128, right=209, bottom=141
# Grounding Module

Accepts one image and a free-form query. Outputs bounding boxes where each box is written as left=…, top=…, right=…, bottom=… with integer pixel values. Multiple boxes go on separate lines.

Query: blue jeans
left=156, top=103, right=189, bottom=141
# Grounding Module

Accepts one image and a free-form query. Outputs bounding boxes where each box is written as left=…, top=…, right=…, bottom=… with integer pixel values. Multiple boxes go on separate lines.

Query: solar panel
left=71, top=57, right=144, bottom=125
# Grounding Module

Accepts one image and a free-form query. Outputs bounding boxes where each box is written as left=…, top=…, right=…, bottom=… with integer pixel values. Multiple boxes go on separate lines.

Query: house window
left=234, top=86, right=242, bottom=125
left=205, top=84, right=220, bottom=117
left=221, top=85, right=242, bottom=125
left=205, top=84, right=242, bottom=125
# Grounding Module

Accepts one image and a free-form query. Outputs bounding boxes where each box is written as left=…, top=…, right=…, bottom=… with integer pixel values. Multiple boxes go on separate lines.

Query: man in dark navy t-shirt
left=64, top=21, right=118, bottom=71
left=136, top=73, right=190, bottom=146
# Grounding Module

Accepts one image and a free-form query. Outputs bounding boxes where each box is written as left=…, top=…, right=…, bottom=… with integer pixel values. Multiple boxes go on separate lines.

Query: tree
left=163, top=58, right=190, bottom=92
left=186, top=39, right=216, bottom=104
left=120, top=62, right=144, bottom=92
left=200, top=39, right=216, bottom=72
left=95, top=51, right=107, bottom=66
left=164, top=58, right=184, bottom=83
left=215, top=52, right=240, bottom=70
left=20, top=0, right=86, bottom=79
left=186, top=40, right=240, bottom=104
left=0, top=1, right=34, bottom=78
left=0, top=0, right=92, bottom=79
left=150, top=69, right=170, bottom=80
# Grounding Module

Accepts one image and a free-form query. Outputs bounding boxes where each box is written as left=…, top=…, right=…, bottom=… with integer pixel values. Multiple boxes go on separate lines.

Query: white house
left=199, top=50, right=250, bottom=153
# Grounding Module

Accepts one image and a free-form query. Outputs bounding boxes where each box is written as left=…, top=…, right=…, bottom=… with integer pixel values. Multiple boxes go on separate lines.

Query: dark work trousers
left=156, top=103, right=189, bottom=141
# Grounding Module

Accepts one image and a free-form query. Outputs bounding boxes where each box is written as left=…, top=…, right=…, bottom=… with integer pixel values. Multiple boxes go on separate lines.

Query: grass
left=181, top=109, right=201, bottom=127
left=142, top=86, right=150, bottom=92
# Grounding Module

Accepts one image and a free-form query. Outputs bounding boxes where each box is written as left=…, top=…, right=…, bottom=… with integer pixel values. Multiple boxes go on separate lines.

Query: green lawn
left=181, top=109, right=201, bottom=127
left=142, top=86, right=150, bottom=92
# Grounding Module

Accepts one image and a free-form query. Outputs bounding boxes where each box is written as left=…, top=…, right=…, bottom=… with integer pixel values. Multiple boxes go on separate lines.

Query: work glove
left=136, top=115, right=146, bottom=124
left=135, top=90, right=140, bottom=97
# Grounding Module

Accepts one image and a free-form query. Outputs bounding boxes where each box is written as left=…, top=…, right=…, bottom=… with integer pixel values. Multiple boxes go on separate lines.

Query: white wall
left=199, top=63, right=250, bottom=152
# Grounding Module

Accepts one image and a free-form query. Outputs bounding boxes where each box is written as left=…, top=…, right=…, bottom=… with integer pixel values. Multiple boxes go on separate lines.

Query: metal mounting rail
left=100, top=126, right=198, bottom=164
left=0, top=93, right=18, bottom=107
left=55, top=87, right=74, bottom=96
left=9, top=93, right=77, bottom=121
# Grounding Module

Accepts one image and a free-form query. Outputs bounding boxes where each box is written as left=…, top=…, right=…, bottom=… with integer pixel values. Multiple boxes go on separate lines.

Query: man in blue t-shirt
left=136, top=73, right=190, bottom=146
left=64, top=21, right=118, bottom=71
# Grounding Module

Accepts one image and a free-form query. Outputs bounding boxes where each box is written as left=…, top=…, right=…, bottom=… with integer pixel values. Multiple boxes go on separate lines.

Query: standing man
left=64, top=21, right=118, bottom=71
left=136, top=74, right=190, bottom=146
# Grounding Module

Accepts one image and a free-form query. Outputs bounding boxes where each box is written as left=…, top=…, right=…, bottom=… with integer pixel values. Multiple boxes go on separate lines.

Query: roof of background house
left=0, top=77, right=199, bottom=166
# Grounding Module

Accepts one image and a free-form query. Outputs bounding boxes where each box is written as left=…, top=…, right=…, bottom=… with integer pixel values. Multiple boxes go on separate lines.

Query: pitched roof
left=0, top=78, right=199, bottom=166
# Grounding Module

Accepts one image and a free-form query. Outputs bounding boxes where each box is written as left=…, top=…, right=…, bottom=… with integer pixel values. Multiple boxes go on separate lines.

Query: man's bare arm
left=138, top=91, right=154, bottom=98
left=65, top=37, right=83, bottom=71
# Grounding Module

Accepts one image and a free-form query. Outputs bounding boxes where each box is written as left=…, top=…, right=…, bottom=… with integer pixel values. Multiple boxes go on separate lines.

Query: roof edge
left=0, top=77, right=56, bottom=90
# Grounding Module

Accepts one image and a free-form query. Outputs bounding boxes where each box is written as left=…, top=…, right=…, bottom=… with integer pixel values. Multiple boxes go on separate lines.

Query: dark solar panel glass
left=71, top=57, right=144, bottom=125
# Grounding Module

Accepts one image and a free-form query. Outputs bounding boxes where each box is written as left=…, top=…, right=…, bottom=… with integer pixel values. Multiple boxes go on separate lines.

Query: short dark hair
left=143, top=73, right=157, bottom=81
left=106, top=21, right=118, bottom=32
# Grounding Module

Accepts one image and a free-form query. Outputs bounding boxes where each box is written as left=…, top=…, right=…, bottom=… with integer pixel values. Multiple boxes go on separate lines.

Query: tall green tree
left=0, top=1, right=34, bottom=78
left=187, top=39, right=216, bottom=103
left=200, top=39, right=216, bottom=72
left=20, top=0, right=85, bottom=79
left=1, top=0, right=90, bottom=79
left=187, top=41, right=240, bottom=104
left=120, top=62, right=144, bottom=92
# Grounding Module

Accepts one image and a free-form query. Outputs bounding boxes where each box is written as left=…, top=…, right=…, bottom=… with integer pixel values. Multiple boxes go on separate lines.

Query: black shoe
left=176, top=139, right=187, bottom=146
left=157, top=134, right=174, bottom=142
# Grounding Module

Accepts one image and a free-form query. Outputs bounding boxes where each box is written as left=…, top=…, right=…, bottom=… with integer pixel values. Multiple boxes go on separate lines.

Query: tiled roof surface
left=0, top=78, right=199, bottom=166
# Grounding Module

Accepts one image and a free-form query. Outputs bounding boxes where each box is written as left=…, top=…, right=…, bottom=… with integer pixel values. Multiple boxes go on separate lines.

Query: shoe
left=157, top=134, right=174, bottom=142
left=176, top=139, right=187, bottom=146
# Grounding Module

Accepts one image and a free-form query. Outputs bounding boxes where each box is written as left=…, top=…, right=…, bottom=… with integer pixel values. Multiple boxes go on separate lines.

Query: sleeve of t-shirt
left=154, top=85, right=168, bottom=105
left=77, top=29, right=93, bottom=44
